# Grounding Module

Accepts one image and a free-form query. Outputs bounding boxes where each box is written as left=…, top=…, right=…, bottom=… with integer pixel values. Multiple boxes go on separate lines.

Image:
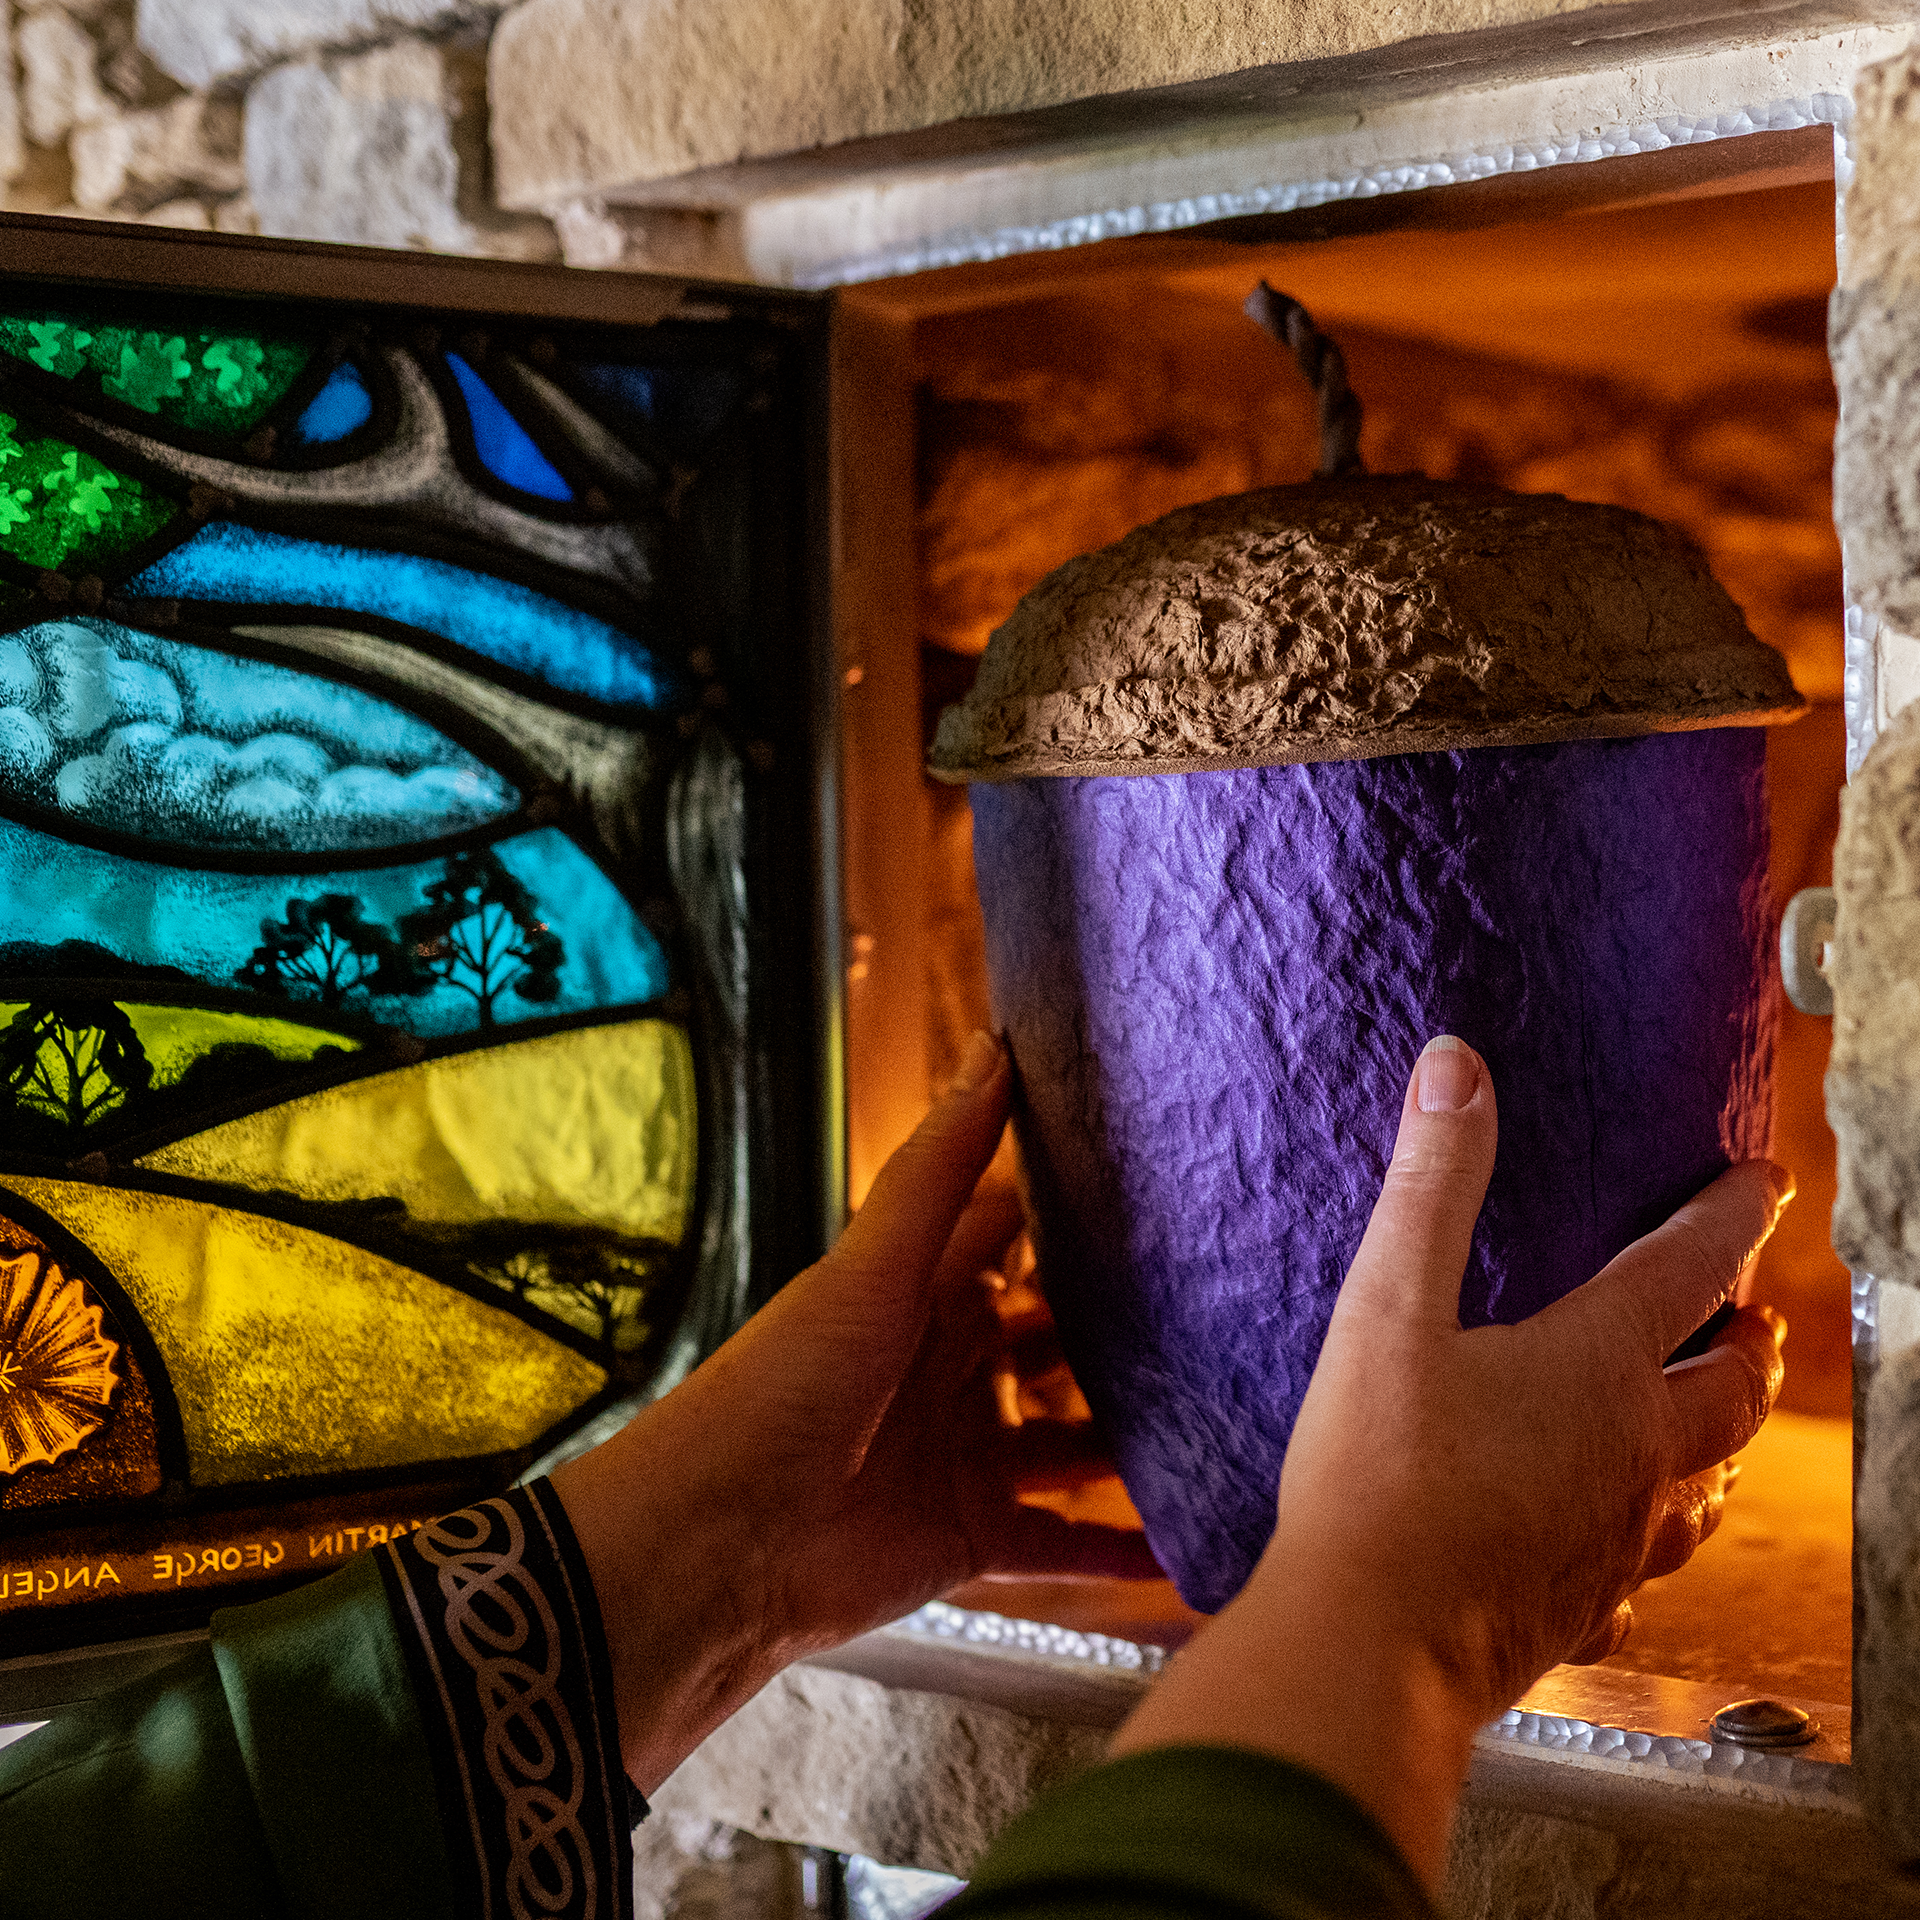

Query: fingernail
left=1764, top=1161, right=1797, bottom=1211
left=953, top=1029, right=1003, bottom=1095
left=1415, top=1034, right=1479, bottom=1113
left=1758, top=1303, right=1789, bottom=1349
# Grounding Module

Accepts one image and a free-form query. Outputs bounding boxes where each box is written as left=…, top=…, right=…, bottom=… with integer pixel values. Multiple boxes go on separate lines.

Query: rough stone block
left=1841, top=45, right=1920, bottom=296
left=1444, top=1804, right=1620, bottom=1919
left=212, top=189, right=256, bottom=233
left=1834, top=47, right=1920, bottom=639
left=70, top=91, right=243, bottom=212
left=490, top=0, right=1659, bottom=208
left=245, top=34, right=554, bottom=259
left=652, top=1664, right=1105, bottom=1877
left=136, top=0, right=508, bottom=92
left=137, top=194, right=211, bottom=228
left=17, top=7, right=110, bottom=149
left=1856, top=1335, right=1920, bottom=1861
left=0, top=9, right=22, bottom=185
left=1827, top=700, right=1920, bottom=1288
left=632, top=1811, right=800, bottom=1920
left=1831, top=286, right=1920, bottom=637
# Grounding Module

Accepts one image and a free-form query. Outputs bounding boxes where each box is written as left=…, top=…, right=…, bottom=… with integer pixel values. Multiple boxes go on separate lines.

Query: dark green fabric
left=952, top=1746, right=1438, bottom=1920
left=0, top=1650, right=283, bottom=1919
left=211, top=1550, right=457, bottom=1920
left=0, top=1553, right=450, bottom=1920
left=2, top=1569, right=1432, bottom=1920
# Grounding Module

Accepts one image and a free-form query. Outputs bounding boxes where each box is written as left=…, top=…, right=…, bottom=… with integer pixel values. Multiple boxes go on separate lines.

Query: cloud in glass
left=0, top=618, right=517, bottom=852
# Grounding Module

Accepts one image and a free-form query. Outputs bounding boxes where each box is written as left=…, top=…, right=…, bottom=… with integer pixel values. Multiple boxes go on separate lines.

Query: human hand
left=554, top=1029, right=1157, bottom=1789
left=1112, top=1036, right=1791, bottom=1888
left=1274, top=1034, right=1790, bottom=1718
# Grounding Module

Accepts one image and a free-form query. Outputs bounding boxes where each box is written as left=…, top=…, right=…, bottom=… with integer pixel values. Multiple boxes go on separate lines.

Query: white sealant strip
left=1856, top=1268, right=1881, bottom=1365
left=886, top=1600, right=1166, bottom=1675
left=1842, top=601, right=1874, bottom=766
left=1480, top=1706, right=1853, bottom=1806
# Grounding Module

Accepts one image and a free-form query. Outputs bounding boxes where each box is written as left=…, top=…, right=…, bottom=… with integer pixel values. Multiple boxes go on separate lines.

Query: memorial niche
left=0, top=284, right=806, bottom=1642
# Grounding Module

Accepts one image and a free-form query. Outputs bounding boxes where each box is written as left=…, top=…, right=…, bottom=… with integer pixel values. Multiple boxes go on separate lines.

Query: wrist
left=1111, top=1548, right=1482, bottom=1893
left=549, top=1398, right=799, bottom=1792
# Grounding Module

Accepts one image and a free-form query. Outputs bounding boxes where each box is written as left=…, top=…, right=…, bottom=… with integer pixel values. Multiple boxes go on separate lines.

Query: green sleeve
left=0, top=1484, right=633, bottom=1918
left=0, top=1551, right=455, bottom=1920
left=950, top=1746, right=1439, bottom=1920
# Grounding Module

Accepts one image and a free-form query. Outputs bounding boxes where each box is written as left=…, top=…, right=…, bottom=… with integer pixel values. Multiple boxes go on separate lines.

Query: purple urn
left=930, top=476, right=1802, bottom=1613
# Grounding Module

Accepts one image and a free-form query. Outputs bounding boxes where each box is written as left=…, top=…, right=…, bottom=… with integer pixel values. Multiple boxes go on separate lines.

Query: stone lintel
left=491, top=0, right=1898, bottom=210
left=510, top=7, right=1904, bottom=286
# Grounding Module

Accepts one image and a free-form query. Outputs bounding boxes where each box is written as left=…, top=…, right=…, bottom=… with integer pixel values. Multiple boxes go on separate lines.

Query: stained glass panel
left=0, top=234, right=831, bottom=1671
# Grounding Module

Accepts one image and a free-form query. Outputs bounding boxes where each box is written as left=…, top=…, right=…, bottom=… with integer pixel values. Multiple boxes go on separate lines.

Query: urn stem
left=1243, top=281, right=1366, bottom=480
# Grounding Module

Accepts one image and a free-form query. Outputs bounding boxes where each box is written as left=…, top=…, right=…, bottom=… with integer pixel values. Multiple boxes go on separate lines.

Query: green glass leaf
left=201, top=338, right=270, bottom=409
left=100, top=332, right=193, bottom=414
left=0, top=309, right=315, bottom=434
left=23, top=320, right=91, bottom=378
left=0, top=412, right=176, bottom=572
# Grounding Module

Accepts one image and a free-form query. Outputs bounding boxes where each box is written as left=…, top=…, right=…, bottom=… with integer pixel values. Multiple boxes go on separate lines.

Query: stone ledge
left=654, top=1638, right=1907, bottom=1917
left=528, top=12, right=1901, bottom=286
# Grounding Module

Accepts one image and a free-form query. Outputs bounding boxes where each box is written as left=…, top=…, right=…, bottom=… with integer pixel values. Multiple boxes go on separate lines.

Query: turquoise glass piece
left=445, top=354, right=573, bottom=501
left=0, top=820, right=669, bottom=1036
left=0, top=616, right=516, bottom=853
left=125, top=524, right=673, bottom=712
left=294, top=363, right=373, bottom=444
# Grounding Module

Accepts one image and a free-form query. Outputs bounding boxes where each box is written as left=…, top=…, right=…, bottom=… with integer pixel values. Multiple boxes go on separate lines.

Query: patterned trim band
left=377, top=1479, right=637, bottom=1920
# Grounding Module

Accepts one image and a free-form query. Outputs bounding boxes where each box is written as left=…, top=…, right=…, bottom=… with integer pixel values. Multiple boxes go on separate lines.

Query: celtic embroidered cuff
left=377, top=1479, right=637, bottom=1920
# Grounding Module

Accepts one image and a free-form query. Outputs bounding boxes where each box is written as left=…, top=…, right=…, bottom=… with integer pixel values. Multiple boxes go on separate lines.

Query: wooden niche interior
left=836, top=174, right=1852, bottom=1699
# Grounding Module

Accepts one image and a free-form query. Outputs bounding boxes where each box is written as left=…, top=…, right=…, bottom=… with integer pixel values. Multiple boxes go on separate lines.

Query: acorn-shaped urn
left=931, top=466, right=1802, bottom=1613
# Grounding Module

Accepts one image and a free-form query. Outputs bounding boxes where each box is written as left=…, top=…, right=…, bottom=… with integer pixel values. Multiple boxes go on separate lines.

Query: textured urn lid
left=929, top=475, right=1804, bottom=782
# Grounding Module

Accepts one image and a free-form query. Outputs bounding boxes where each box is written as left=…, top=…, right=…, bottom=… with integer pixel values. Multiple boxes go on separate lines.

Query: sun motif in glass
left=0, top=1247, right=118, bottom=1475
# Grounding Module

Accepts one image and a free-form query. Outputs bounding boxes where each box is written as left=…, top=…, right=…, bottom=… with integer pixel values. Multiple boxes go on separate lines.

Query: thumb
left=1336, top=1036, right=1498, bottom=1333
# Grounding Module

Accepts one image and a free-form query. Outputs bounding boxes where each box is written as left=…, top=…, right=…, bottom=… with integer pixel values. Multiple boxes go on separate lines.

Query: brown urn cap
left=929, top=475, right=1804, bottom=782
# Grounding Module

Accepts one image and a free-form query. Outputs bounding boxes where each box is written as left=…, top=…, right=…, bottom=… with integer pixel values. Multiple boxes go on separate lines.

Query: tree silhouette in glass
left=1, top=999, right=153, bottom=1135
left=470, top=1238, right=664, bottom=1356
left=402, top=850, right=564, bottom=1029
left=238, top=894, right=405, bottom=1007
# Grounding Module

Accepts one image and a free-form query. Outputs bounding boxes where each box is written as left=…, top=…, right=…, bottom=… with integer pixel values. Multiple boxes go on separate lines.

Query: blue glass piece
left=0, top=820, right=667, bottom=1038
left=574, top=362, right=745, bottom=454
left=445, top=353, right=573, bottom=502
left=127, top=525, right=673, bottom=712
left=293, top=362, right=373, bottom=444
left=0, top=616, right=516, bottom=853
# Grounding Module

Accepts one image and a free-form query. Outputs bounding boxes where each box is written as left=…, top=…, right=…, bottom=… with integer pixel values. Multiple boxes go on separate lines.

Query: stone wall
left=0, top=0, right=553, bottom=256
left=1832, top=37, right=1920, bottom=1862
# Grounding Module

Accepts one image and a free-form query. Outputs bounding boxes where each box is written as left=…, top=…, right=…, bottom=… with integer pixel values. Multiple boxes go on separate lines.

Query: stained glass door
left=0, top=221, right=836, bottom=1679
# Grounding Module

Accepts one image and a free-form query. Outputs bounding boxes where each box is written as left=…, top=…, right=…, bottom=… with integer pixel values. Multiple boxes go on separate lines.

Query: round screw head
left=1780, top=887, right=1837, bottom=1016
left=1711, top=1697, right=1817, bottom=1748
